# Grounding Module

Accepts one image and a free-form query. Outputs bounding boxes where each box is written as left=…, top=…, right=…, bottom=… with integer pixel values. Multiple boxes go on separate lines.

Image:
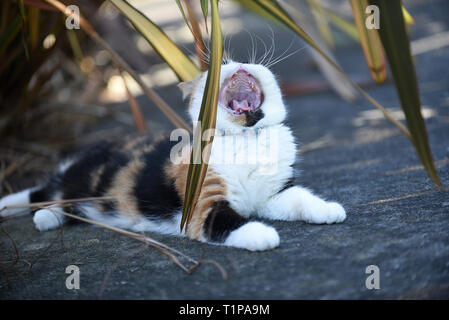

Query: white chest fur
left=209, top=124, right=297, bottom=217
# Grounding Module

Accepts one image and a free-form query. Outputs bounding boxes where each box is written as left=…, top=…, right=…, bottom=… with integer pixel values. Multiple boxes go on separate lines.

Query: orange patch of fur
left=107, top=158, right=145, bottom=219
left=164, top=157, right=227, bottom=240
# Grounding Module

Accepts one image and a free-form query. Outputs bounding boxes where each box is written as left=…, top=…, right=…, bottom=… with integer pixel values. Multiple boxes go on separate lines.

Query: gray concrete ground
left=0, top=0, right=448, bottom=299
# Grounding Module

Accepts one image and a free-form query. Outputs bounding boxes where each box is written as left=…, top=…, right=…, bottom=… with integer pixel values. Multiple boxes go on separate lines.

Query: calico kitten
left=0, top=61, right=346, bottom=251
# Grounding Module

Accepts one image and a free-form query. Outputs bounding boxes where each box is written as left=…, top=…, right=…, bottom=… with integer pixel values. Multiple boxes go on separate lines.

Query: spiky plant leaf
left=369, top=0, right=441, bottom=186
left=349, top=0, right=387, bottom=83
left=181, top=0, right=223, bottom=232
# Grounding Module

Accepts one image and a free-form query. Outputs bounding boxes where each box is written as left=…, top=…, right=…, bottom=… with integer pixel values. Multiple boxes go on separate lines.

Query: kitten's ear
left=177, top=74, right=201, bottom=100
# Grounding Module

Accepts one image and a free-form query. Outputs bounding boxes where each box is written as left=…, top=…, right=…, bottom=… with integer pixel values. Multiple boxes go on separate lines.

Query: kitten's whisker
left=265, top=26, right=277, bottom=67
left=195, top=43, right=211, bottom=65
left=266, top=38, right=294, bottom=68
left=223, top=30, right=236, bottom=64
left=242, top=28, right=255, bottom=64
left=250, top=31, right=257, bottom=64
left=266, top=44, right=307, bottom=68
left=256, top=34, right=270, bottom=66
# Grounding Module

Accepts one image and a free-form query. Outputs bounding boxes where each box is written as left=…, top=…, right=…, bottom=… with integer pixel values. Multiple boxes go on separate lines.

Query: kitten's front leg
left=259, top=186, right=346, bottom=224
left=172, top=165, right=280, bottom=251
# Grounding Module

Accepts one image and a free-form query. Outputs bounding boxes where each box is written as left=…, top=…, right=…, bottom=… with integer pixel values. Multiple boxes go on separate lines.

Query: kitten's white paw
left=224, top=222, right=280, bottom=251
left=302, top=201, right=346, bottom=224
left=33, top=209, right=64, bottom=231
left=0, top=189, right=32, bottom=218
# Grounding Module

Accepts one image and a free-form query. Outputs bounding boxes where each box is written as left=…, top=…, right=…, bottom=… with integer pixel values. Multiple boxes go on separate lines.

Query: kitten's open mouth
left=219, top=69, right=264, bottom=115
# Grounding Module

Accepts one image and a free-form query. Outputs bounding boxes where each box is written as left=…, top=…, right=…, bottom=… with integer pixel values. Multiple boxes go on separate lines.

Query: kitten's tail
left=0, top=185, right=50, bottom=219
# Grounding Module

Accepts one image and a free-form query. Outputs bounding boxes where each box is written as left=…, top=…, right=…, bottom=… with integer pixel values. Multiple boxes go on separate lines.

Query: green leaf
left=181, top=0, right=223, bottom=232
left=369, top=0, right=441, bottom=186
left=402, top=5, right=414, bottom=25
left=108, top=0, right=200, bottom=81
left=201, top=0, right=208, bottom=18
left=201, top=0, right=209, bottom=32
left=349, top=0, right=386, bottom=83
left=175, top=0, right=193, bottom=33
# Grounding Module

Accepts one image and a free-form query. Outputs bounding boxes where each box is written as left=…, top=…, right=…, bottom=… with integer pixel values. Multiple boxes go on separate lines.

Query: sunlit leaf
left=181, top=0, right=223, bottom=232
left=369, top=0, right=441, bottom=186
left=109, top=0, right=200, bottom=81
left=182, top=0, right=208, bottom=71
left=402, top=5, right=414, bottom=25
left=349, top=0, right=386, bottom=83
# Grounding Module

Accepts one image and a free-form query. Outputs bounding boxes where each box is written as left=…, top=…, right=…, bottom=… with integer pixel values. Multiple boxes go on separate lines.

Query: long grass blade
left=176, top=0, right=208, bottom=71
left=181, top=0, right=223, bottom=232
left=108, top=0, right=200, bottom=82
left=369, top=0, right=441, bottom=186
left=175, top=0, right=193, bottom=34
left=183, top=0, right=208, bottom=71
left=201, top=0, right=209, bottom=32
left=349, top=0, right=387, bottom=83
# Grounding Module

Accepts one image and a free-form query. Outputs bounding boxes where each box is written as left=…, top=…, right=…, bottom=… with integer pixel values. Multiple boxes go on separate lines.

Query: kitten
left=0, top=61, right=346, bottom=251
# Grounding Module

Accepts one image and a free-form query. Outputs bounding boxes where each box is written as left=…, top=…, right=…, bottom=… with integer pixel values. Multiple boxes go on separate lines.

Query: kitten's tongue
left=219, top=68, right=263, bottom=115
left=232, top=99, right=250, bottom=113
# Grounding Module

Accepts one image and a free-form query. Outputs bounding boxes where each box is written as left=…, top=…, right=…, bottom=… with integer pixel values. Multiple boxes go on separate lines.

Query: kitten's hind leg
left=33, top=206, right=66, bottom=231
left=259, top=186, right=346, bottom=224
left=0, top=187, right=40, bottom=218
left=193, top=200, right=279, bottom=251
